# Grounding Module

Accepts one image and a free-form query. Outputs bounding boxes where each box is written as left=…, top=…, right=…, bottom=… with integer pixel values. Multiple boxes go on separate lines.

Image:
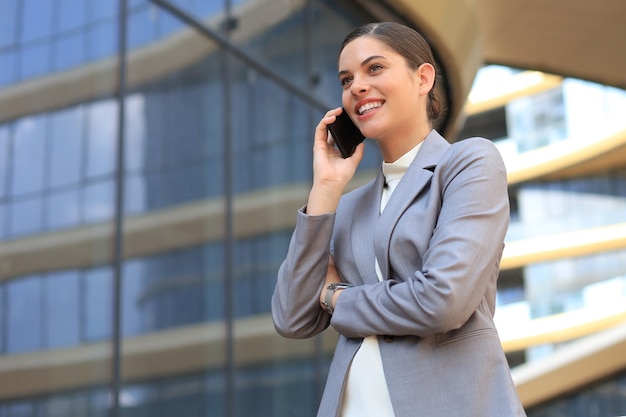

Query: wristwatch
left=323, top=283, right=354, bottom=315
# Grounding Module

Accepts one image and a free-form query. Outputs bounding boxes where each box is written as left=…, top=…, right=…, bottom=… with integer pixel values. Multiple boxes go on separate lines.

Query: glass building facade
left=1, top=1, right=626, bottom=417
left=0, top=1, right=389, bottom=416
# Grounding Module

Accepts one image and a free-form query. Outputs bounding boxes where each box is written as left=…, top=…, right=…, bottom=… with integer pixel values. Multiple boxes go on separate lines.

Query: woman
left=271, top=22, right=526, bottom=417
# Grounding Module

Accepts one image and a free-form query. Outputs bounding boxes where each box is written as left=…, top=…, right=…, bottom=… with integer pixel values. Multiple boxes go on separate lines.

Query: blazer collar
left=373, top=130, right=451, bottom=280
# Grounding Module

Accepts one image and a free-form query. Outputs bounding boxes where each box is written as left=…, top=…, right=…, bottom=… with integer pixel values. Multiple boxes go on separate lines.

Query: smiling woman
left=272, top=22, right=527, bottom=417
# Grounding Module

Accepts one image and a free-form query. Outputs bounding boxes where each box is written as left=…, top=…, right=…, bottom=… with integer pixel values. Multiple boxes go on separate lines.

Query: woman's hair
left=340, top=22, right=443, bottom=121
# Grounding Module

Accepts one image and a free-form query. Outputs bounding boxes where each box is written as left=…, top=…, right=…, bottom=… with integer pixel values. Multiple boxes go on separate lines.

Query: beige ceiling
left=474, top=0, right=626, bottom=90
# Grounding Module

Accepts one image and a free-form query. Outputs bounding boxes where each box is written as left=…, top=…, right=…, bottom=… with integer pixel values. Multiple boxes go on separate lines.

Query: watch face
left=330, top=283, right=353, bottom=290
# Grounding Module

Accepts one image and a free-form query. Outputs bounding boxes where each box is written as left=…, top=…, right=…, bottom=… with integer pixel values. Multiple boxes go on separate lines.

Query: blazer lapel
left=349, top=172, right=385, bottom=284
left=374, top=130, right=451, bottom=280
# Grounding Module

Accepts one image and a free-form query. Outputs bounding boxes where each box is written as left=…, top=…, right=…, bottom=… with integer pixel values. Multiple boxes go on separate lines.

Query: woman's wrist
left=307, top=184, right=343, bottom=215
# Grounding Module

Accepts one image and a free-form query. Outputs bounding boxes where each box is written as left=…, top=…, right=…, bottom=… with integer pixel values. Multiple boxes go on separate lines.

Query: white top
left=340, top=141, right=424, bottom=417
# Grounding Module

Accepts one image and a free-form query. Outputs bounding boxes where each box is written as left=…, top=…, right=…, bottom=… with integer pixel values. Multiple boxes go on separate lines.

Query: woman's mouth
left=357, top=101, right=383, bottom=115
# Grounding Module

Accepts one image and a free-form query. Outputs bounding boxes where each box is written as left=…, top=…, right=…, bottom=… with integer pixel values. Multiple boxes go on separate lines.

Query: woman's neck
left=378, top=125, right=432, bottom=163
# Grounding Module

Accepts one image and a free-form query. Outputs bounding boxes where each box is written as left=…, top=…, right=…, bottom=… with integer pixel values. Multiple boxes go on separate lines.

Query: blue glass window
left=119, top=384, right=160, bottom=416
left=90, top=0, right=117, bottom=21
left=203, top=242, right=224, bottom=321
left=190, top=0, right=223, bottom=18
left=122, top=260, right=145, bottom=337
left=45, top=270, right=80, bottom=348
left=58, top=0, right=88, bottom=32
left=139, top=248, right=204, bottom=330
left=43, top=395, right=74, bottom=416
left=5, top=401, right=38, bottom=417
left=50, top=106, right=84, bottom=188
left=0, top=203, right=5, bottom=239
left=124, top=174, right=147, bottom=214
left=11, top=115, right=46, bottom=195
left=156, top=5, right=185, bottom=38
left=0, top=126, right=8, bottom=198
left=0, top=50, right=16, bottom=86
left=128, top=6, right=157, bottom=49
left=233, top=239, right=254, bottom=317
left=129, top=0, right=149, bottom=8
left=0, top=0, right=18, bottom=48
left=10, top=197, right=43, bottom=237
left=86, top=100, right=117, bottom=178
left=53, top=32, right=86, bottom=71
left=83, top=179, right=114, bottom=223
left=47, top=189, right=80, bottom=230
left=7, top=275, right=42, bottom=353
left=21, top=0, right=54, bottom=42
left=124, top=94, right=147, bottom=172
left=18, top=40, right=51, bottom=82
left=84, top=267, right=112, bottom=341
left=87, top=21, right=117, bottom=61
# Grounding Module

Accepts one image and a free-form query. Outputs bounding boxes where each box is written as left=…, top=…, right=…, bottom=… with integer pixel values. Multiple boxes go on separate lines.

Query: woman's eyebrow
left=338, top=55, right=386, bottom=78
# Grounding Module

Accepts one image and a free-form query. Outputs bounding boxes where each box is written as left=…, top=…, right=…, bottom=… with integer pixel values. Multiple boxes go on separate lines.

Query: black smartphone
left=327, top=109, right=365, bottom=158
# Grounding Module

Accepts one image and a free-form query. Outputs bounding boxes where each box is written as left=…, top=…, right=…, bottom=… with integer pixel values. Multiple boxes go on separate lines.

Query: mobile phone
left=327, top=109, right=365, bottom=158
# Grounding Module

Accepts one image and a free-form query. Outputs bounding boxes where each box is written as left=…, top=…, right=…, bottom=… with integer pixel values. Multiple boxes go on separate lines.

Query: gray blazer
left=272, top=130, right=526, bottom=417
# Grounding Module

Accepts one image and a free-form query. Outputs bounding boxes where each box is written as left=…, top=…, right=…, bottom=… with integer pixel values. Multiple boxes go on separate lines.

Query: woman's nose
left=350, top=77, right=368, bottom=96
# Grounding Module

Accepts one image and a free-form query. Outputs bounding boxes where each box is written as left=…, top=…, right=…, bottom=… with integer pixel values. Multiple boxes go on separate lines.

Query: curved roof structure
left=473, top=0, right=626, bottom=90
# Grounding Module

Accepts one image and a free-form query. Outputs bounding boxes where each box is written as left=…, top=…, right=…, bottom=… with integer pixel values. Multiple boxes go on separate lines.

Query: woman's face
left=338, top=36, right=430, bottom=145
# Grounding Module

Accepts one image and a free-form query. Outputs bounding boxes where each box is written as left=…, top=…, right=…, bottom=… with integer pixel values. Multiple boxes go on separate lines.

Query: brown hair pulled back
left=340, top=22, right=443, bottom=121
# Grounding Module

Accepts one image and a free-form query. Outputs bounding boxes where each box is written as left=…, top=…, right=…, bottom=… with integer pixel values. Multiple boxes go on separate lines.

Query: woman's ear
left=416, top=63, right=436, bottom=95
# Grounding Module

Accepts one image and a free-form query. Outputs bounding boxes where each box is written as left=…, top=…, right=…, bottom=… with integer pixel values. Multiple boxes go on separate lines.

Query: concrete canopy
left=474, top=0, right=626, bottom=90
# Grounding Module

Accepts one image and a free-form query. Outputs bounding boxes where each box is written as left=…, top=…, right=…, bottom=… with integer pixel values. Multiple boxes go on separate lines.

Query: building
left=0, top=0, right=625, bottom=416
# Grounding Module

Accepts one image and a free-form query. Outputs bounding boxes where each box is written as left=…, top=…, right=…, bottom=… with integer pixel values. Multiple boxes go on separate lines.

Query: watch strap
left=323, top=283, right=354, bottom=315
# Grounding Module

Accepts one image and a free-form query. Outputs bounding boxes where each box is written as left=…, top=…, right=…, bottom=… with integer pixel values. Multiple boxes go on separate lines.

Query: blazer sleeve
left=331, top=139, right=510, bottom=338
left=271, top=208, right=334, bottom=339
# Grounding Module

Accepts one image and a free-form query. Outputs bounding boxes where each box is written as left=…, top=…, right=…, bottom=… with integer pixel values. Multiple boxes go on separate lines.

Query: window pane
left=90, top=0, right=117, bottom=21
left=203, top=243, right=224, bottom=321
left=0, top=0, right=18, bottom=47
left=18, top=41, right=51, bottom=81
left=124, top=94, right=147, bottom=172
left=12, top=115, right=46, bottom=195
left=50, top=106, right=83, bottom=187
left=83, top=180, right=114, bottom=223
left=10, top=197, right=43, bottom=237
left=128, top=6, right=157, bottom=48
left=84, top=267, right=112, bottom=341
left=0, top=50, right=16, bottom=86
left=21, top=0, right=54, bottom=42
left=45, top=270, right=80, bottom=349
left=0, top=203, right=5, bottom=239
left=86, top=100, right=117, bottom=178
left=58, top=0, right=88, bottom=32
left=43, top=395, right=74, bottom=417
left=87, top=20, right=117, bottom=61
left=124, top=174, right=146, bottom=215
left=47, top=188, right=80, bottom=230
left=6, top=401, right=38, bottom=417
left=122, top=260, right=145, bottom=336
left=7, top=275, right=42, bottom=353
left=0, top=126, right=8, bottom=197
left=53, top=32, right=85, bottom=71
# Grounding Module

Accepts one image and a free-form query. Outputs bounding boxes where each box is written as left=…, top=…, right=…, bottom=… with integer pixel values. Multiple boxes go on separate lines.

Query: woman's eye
left=369, top=64, right=383, bottom=73
left=340, top=77, right=353, bottom=86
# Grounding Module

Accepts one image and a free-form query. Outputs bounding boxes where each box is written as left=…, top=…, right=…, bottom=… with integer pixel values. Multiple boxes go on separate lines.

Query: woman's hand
left=307, top=107, right=365, bottom=215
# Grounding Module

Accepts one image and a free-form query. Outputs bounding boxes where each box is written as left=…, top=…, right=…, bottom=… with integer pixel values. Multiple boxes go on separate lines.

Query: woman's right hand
left=307, top=107, right=365, bottom=215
